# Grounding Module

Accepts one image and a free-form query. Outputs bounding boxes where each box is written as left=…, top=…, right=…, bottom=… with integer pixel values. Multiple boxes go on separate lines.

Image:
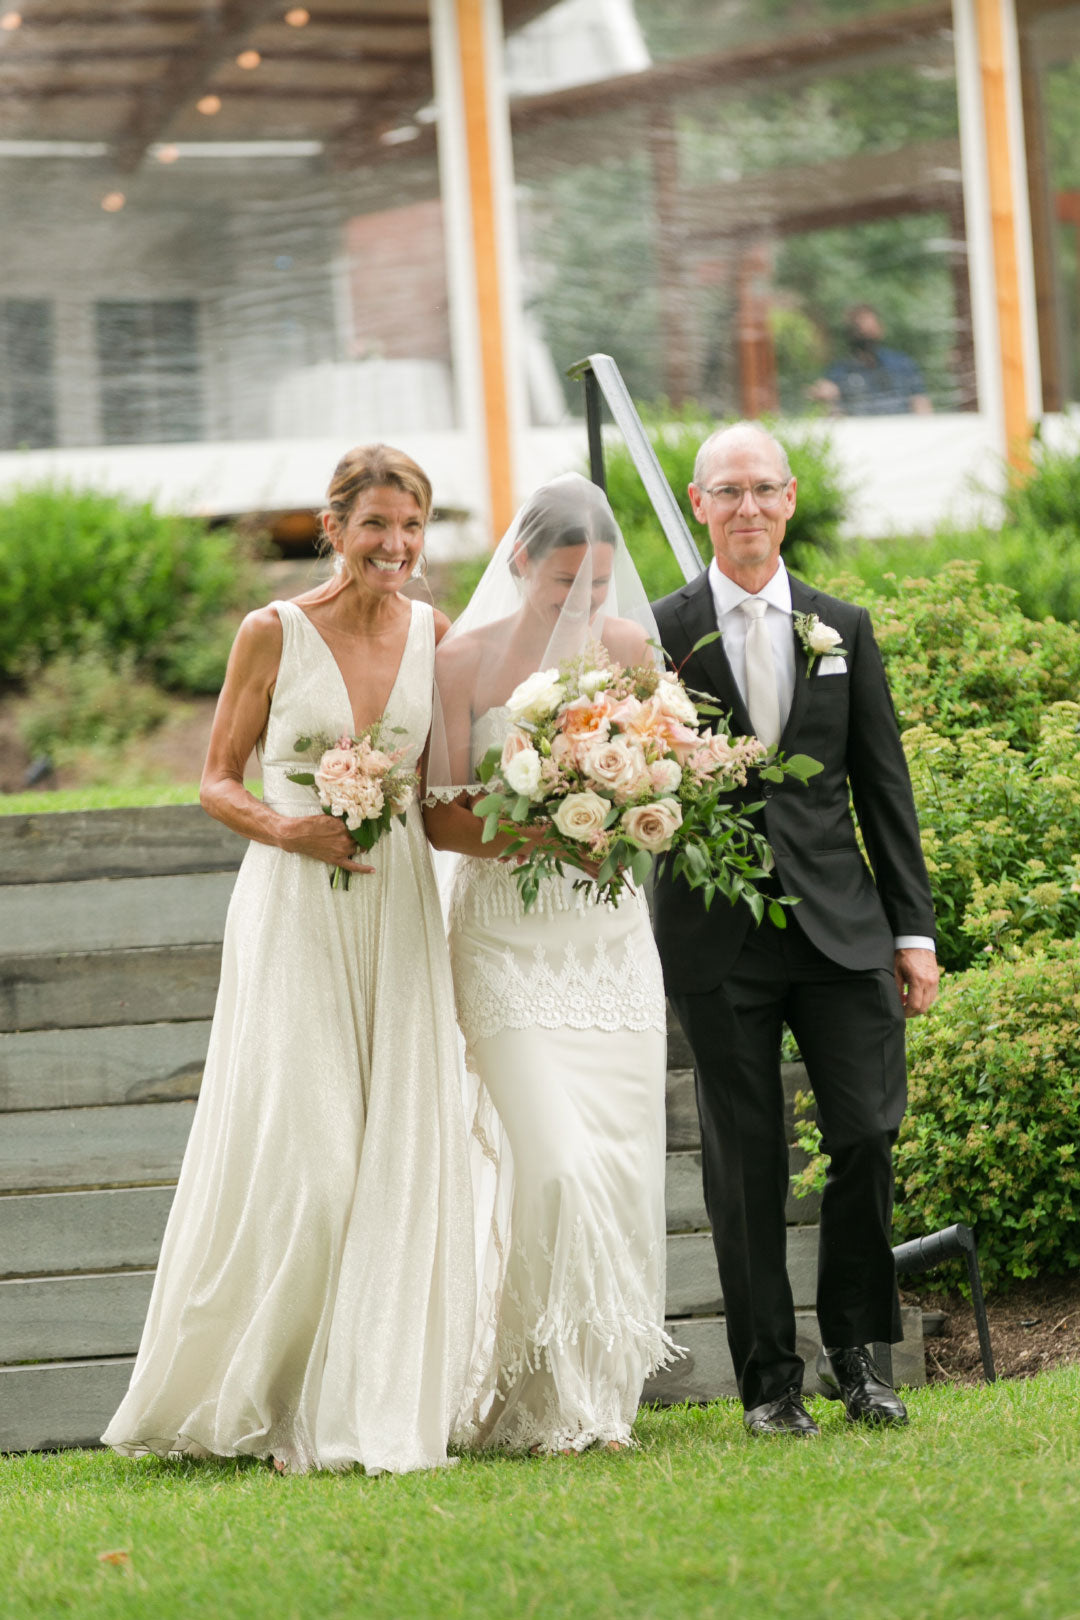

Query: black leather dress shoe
left=817, top=1346, right=909, bottom=1426
left=743, top=1390, right=820, bottom=1437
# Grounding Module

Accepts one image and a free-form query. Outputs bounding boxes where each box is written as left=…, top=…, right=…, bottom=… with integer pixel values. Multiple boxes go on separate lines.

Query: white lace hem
left=422, top=783, right=484, bottom=805
left=453, top=936, right=666, bottom=1043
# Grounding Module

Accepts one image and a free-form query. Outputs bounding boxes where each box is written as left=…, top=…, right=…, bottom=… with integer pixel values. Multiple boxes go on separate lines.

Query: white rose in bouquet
left=621, top=797, right=683, bottom=852
left=649, top=757, right=683, bottom=794
left=503, top=747, right=543, bottom=798
left=583, top=736, right=649, bottom=800
left=654, top=673, right=699, bottom=725
left=507, top=668, right=565, bottom=723
left=579, top=667, right=611, bottom=696
left=806, top=619, right=843, bottom=655
left=552, top=790, right=609, bottom=841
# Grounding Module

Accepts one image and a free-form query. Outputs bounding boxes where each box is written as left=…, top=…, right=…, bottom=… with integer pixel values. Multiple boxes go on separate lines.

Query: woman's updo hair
left=321, top=443, right=433, bottom=539
left=509, top=474, right=620, bottom=576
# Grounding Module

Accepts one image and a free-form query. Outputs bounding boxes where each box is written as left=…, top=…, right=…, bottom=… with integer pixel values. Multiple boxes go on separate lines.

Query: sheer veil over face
left=427, top=473, right=660, bottom=797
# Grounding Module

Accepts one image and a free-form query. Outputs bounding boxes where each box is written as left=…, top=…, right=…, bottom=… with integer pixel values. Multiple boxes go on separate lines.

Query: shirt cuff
left=894, top=935, right=935, bottom=953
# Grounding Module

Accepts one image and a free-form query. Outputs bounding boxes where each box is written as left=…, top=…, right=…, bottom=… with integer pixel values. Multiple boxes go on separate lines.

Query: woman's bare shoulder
left=229, top=602, right=285, bottom=674
left=436, top=615, right=513, bottom=667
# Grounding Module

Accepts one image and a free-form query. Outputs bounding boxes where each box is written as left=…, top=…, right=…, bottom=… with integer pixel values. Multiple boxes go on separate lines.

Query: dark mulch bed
left=905, top=1271, right=1080, bottom=1384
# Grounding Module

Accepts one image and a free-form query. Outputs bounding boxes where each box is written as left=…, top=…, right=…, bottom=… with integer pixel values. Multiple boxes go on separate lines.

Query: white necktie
left=740, top=596, right=781, bottom=752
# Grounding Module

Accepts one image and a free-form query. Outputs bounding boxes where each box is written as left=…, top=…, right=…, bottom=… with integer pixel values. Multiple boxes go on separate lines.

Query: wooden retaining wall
left=0, top=805, right=922, bottom=1452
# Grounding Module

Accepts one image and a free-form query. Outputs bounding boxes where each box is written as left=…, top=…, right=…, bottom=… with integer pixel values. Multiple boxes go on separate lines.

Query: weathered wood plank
left=1, top=873, right=236, bottom=957
left=664, top=1149, right=821, bottom=1232
left=645, top=1305, right=925, bottom=1406
left=0, top=945, right=222, bottom=1034
left=0, top=1270, right=154, bottom=1363
left=0, top=1358, right=135, bottom=1452
left=0, top=1187, right=176, bottom=1278
left=0, top=1021, right=210, bottom=1113
left=0, top=1101, right=195, bottom=1192
left=665, top=1224, right=820, bottom=1317
left=0, top=806, right=245, bottom=886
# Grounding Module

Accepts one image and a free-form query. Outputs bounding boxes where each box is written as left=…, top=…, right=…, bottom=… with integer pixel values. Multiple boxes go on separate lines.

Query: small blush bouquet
left=473, top=646, right=822, bottom=915
left=287, top=722, right=419, bottom=890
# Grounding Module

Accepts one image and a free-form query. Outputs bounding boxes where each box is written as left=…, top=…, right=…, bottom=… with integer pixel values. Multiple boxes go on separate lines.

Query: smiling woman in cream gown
left=102, top=445, right=474, bottom=1475
left=427, top=475, right=680, bottom=1455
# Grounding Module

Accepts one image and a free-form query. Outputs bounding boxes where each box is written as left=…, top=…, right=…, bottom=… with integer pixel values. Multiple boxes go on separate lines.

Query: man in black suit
left=652, top=421, right=939, bottom=1437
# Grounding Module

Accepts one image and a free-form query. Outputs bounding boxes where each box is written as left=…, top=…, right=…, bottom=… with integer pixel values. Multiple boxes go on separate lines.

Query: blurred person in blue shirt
left=808, top=304, right=933, bottom=416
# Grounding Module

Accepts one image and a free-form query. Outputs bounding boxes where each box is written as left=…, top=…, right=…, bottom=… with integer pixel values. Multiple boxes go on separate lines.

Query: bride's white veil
left=435, top=472, right=662, bottom=1441
left=427, top=471, right=661, bottom=801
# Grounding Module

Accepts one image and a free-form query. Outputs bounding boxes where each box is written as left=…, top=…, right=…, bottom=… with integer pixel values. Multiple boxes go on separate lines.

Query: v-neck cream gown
left=102, top=598, right=475, bottom=1474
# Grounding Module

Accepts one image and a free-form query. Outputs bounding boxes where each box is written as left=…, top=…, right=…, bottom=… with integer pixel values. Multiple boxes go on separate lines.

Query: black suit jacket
left=651, top=570, right=936, bottom=991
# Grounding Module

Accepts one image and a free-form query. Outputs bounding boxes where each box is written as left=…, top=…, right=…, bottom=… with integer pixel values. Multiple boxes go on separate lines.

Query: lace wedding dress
left=448, top=709, right=678, bottom=1454
left=103, top=598, right=475, bottom=1474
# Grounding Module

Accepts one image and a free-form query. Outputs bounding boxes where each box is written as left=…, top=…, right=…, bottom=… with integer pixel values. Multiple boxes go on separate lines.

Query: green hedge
left=0, top=486, right=260, bottom=692
left=798, top=944, right=1080, bottom=1290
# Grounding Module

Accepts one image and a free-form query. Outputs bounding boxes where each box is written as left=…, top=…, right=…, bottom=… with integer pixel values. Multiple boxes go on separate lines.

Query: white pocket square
left=817, top=656, right=847, bottom=675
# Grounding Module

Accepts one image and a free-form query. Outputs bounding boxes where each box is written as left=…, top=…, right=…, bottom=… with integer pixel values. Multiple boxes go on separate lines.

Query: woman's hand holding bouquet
left=288, top=721, right=418, bottom=890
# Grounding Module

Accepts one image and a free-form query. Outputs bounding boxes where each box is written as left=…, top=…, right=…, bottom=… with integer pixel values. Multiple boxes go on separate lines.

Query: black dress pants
left=669, top=916, right=907, bottom=1412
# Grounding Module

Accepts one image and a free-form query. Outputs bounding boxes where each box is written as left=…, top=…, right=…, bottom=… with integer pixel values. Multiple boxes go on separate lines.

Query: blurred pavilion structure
left=0, top=0, right=1079, bottom=549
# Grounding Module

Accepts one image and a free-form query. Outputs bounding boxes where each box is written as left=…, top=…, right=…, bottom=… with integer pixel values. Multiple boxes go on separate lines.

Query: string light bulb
left=196, top=94, right=222, bottom=115
left=236, top=49, right=261, bottom=69
left=284, top=8, right=310, bottom=25
left=157, top=145, right=180, bottom=164
left=101, top=192, right=126, bottom=212
left=0, top=13, right=23, bottom=30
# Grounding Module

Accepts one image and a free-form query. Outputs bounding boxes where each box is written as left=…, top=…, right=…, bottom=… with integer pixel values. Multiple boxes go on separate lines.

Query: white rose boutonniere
left=793, top=611, right=847, bottom=678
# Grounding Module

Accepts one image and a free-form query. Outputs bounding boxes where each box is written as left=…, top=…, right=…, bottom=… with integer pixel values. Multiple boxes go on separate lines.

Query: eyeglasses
left=699, top=481, right=791, bottom=511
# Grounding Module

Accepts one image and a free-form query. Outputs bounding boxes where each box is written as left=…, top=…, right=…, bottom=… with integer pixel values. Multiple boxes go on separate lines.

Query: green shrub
left=0, top=487, right=261, bottom=691
left=599, top=404, right=850, bottom=600
left=1003, top=438, right=1080, bottom=533
left=902, top=706, right=1080, bottom=972
left=796, top=944, right=1080, bottom=1290
left=800, top=440, right=1080, bottom=626
left=818, top=562, right=1080, bottom=752
left=17, top=635, right=169, bottom=762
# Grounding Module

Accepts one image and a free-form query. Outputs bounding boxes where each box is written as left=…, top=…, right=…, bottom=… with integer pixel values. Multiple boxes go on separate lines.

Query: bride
left=426, top=473, right=679, bottom=1455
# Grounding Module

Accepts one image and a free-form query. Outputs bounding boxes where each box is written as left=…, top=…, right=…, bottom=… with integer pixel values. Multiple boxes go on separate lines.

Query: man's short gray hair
left=692, top=422, right=792, bottom=489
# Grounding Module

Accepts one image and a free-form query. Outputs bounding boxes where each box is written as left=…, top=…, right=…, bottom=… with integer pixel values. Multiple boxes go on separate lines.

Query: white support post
left=430, top=0, right=525, bottom=542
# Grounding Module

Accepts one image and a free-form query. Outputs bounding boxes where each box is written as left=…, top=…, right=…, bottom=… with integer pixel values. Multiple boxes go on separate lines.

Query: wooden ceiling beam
left=510, top=0, right=954, bottom=131
left=326, top=60, right=433, bottom=168
left=107, top=0, right=289, bottom=172
left=6, top=7, right=429, bottom=26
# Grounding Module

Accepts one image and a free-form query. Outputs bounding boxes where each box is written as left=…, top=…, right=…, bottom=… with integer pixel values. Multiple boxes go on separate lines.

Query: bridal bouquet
left=473, top=649, right=821, bottom=914
left=287, top=723, right=418, bottom=890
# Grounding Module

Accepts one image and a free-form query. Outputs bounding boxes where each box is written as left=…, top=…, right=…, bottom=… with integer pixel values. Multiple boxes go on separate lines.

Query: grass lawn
left=0, top=783, right=262, bottom=815
left=3, top=1370, right=1078, bottom=1620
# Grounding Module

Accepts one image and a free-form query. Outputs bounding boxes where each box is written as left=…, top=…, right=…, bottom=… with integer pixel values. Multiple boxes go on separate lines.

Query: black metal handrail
left=893, top=1222, right=996, bottom=1383
left=567, top=352, right=705, bottom=585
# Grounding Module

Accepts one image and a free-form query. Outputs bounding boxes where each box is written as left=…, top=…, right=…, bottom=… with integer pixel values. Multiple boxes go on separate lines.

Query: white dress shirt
left=706, top=558, right=933, bottom=956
